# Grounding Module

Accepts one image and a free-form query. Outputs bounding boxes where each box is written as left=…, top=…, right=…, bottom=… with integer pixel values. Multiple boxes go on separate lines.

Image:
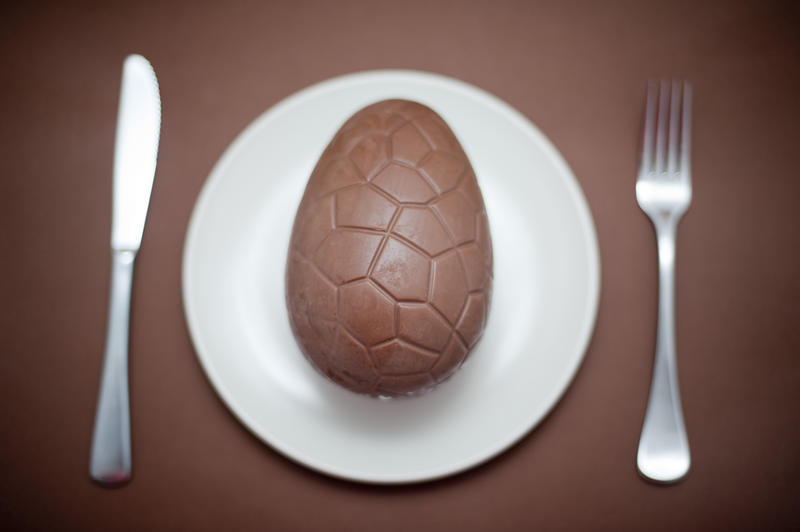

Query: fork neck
left=656, top=229, right=675, bottom=270
left=655, top=222, right=677, bottom=270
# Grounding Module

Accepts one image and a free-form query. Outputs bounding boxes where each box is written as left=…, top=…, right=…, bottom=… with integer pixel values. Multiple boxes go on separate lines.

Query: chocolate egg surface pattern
left=286, top=99, right=492, bottom=397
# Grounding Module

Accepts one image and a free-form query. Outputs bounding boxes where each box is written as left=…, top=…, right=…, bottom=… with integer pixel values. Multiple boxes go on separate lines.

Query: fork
left=635, top=80, right=692, bottom=483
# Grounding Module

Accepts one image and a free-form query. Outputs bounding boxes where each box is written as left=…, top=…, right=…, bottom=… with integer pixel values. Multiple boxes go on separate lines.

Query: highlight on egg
left=285, top=99, right=492, bottom=397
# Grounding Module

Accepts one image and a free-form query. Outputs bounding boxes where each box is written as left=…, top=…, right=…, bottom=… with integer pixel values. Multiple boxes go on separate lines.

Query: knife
left=89, top=54, right=160, bottom=486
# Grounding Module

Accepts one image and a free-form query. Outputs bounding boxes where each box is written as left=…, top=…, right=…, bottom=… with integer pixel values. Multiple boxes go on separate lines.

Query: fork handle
left=89, top=249, right=135, bottom=486
left=637, top=222, right=691, bottom=483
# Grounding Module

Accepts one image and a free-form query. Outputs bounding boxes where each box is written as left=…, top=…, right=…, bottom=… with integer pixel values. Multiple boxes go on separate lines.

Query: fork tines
left=640, top=80, right=692, bottom=178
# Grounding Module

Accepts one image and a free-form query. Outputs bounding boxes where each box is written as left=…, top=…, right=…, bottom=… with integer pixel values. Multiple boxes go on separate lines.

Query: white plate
left=182, top=70, right=600, bottom=484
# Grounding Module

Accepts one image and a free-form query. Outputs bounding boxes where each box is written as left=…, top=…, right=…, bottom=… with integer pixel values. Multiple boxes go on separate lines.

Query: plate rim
left=182, top=69, right=601, bottom=483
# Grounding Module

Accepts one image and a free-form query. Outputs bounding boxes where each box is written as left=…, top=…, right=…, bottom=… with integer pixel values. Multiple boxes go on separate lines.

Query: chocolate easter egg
left=286, top=99, right=492, bottom=397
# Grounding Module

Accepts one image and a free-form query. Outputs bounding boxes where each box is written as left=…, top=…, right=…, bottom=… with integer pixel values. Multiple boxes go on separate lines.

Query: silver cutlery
left=635, top=80, right=692, bottom=483
left=89, top=54, right=161, bottom=486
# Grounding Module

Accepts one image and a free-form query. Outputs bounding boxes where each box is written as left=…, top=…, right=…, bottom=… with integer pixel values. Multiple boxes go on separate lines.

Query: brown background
left=2, top=1, right=799, bottom=530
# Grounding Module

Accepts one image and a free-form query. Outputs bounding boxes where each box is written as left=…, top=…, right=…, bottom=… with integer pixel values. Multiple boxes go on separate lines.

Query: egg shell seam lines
left=410, top=118, right=464, bottom=161
left=427, top=205, right=473, bottom=295
left=426, top=299, right=458, bottom=328
left=365, top=182, right=402, bottom=207
left=335, top=313, right=380, bottom=371
left=387, top=158, right=441, bottom=197
left=364, top=207, right=404, bottom=278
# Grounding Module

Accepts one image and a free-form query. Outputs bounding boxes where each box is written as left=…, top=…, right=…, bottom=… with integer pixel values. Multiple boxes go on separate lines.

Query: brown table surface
left=2, top=1, right=799, bottom=530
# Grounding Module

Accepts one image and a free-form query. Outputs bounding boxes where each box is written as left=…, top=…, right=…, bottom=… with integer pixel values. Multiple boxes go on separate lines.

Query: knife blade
left=89, top=54, right=160, bottom=486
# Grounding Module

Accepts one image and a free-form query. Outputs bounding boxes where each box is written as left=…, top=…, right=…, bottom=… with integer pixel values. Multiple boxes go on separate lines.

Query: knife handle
left=90, top=249, right=135, bottom=486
